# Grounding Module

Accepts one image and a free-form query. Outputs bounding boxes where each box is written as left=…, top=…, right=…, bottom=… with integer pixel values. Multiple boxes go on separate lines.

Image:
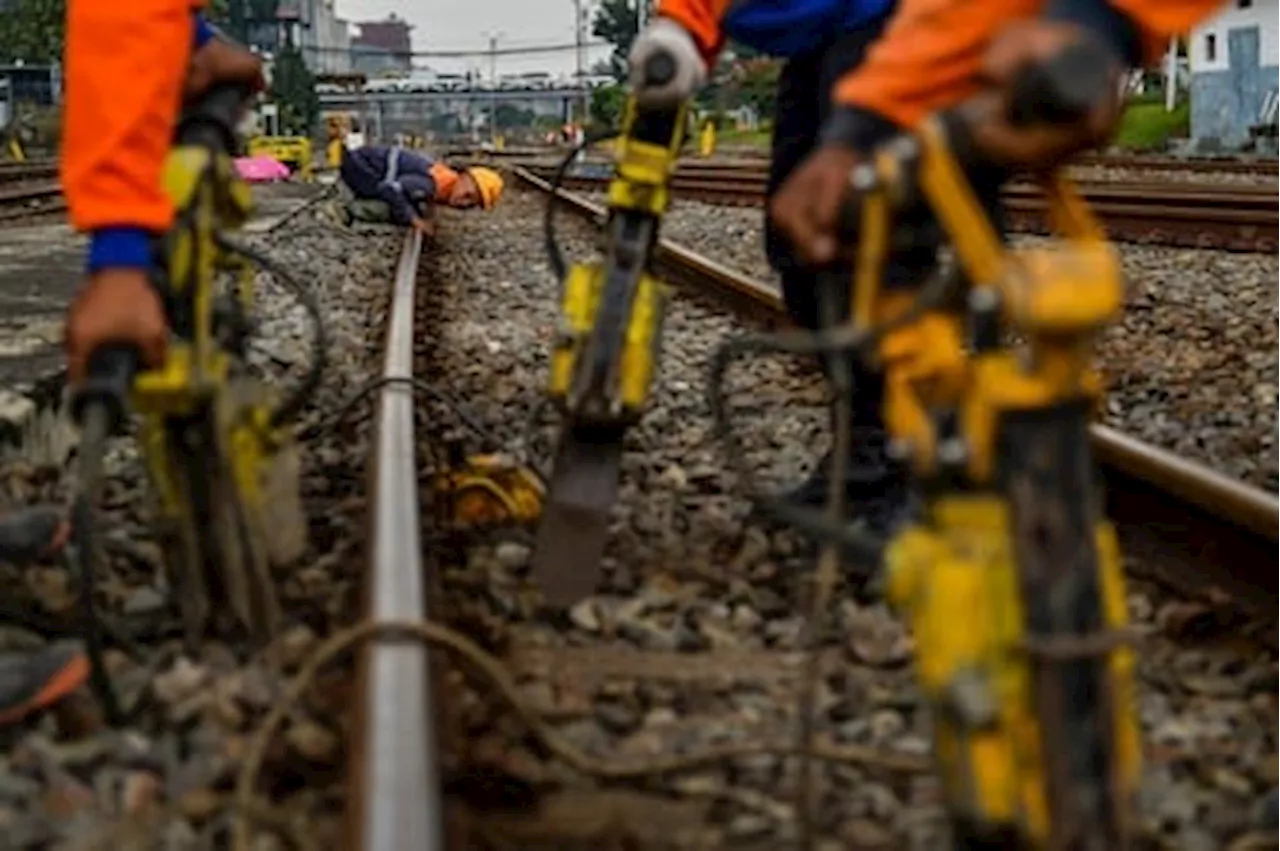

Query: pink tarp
left=234, top=155, right=292, bottom=183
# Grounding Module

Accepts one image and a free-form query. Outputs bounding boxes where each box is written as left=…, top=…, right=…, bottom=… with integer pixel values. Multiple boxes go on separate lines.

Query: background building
left=287, top=0, right=352, bottom=74
left=1188, top=0, right=1279, bottom=146
left=351, top=15, right=413, bottom=76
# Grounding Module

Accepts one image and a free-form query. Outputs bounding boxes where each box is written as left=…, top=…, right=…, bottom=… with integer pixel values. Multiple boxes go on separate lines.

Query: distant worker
left=345, top=119, right=365, bottom=150
left=332, top=144, right=504, bottom=235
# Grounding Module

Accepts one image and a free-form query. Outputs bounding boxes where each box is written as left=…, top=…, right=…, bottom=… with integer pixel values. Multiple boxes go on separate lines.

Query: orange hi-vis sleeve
left=429, top=161, right=459, bottom=199
left=61, top=0, right=202, bottom=235
left=655, top=0, right=735, bottom=63
left=834, top=0, right=1227, bottom=130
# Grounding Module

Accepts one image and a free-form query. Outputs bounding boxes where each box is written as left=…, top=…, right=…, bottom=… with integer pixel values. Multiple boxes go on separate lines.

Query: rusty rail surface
left=515, top=166, right=1280, bottom=608
left=0, top=182, right=66, bottom=223
left=519, top=164, right=1277, bottom=252
left=0, top=183, right=62, bottom=206
left=348, top=229, right=444, bottom=851
left=453, top=146, right=1279, bottom=177
left=0, top=162, right=58, bottom=185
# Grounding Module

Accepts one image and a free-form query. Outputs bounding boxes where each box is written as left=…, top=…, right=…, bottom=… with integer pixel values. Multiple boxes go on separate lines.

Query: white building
left=1188, top=0, right=1279, bottom=145
left=278, top=0, right=352, bottom=74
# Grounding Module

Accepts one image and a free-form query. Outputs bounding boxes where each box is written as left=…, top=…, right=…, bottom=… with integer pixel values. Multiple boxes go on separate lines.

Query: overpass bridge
left=318, top=89, right=588, bottom=139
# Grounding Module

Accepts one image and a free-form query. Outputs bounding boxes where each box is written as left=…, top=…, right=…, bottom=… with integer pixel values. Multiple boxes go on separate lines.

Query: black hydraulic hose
left=69, top=427, right=119, bottom=725
left=216, top=235, right=328, bottom=429
left=705, top=268, right=957, bottom=557
left=69, top=343, right=142, bottom=727
left=543, top=129, right=618, bottom=285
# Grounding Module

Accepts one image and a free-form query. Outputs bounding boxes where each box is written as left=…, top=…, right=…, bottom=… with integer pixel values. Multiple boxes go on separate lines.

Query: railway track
left=0, top=181, right=65, bottom=222
left=0, top=167, right=1273, bottom=847
left=516, top=164, right=1278, bottom=253
left=511, top=166, right=1279, bottom=600
left=452, top=146, right=1280, bottom=178
left=348, top=229, right=442, bottom=850
left=0, top=160, right=57, bottom=184
left=315, top=174, right=1276, bottom=847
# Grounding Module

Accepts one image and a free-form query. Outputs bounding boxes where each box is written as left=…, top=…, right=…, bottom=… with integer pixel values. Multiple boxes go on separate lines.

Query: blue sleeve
left=194, top=13, right=216, bottom=48
left=87, top=228, right=153, bottom=274
left=378, top=173, right=436, bottom=226
left=376, top=182, right=419, bottom=226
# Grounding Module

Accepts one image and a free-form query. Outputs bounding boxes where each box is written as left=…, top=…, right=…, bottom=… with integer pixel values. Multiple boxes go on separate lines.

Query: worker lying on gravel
left=332, top=145, right=505, bottom=236
left=766, top=0, right=1232, bottom=262
left=2, top=3, right=263, bottom=725
left=631, top=0, right=909, bottom=539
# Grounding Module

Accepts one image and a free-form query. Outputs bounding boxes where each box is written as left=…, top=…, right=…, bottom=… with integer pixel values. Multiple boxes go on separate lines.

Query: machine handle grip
left=70, top=344, right=140, bottom=435
left=1006, top=40, right=1116, bottom=129
left=177, top=82, right=252, bottom=153
left=642, top=51, right=677, bottom=88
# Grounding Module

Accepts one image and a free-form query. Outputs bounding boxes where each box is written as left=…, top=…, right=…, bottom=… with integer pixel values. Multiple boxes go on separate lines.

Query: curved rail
left=521, top=165, right=1277, bottom=252
left=348, top=229, right=444, bottom=850
left=514, top=165, right=1279, bottom=604
left=452, top=147, right=1280, bottom=177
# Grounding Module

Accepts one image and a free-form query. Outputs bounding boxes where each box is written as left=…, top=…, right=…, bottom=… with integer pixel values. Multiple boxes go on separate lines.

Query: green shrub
left=1114, top=101, right=1189, bottom=150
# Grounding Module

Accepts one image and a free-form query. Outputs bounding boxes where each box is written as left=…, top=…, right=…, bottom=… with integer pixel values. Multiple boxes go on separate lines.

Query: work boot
left=0, top=506, right=68, bottom=565
left=346, top=199, right=395, bottom=224
left=0, top=640, right=90, bottom=726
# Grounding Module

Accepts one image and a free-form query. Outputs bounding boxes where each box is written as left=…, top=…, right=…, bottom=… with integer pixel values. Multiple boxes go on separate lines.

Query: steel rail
left=0, top=183, right=62, bottom=204
left=522, top=166, right=1277, bottom=252
left=0, top=162, right=58, bottom=184
left=515, top=166, right=1279, bottom=602
left=349, top=229, right=444, bottom=851
left=452, top=147, right=1280, bottom=177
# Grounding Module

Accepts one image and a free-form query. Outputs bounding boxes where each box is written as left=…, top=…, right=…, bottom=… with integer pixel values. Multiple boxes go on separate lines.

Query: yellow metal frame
left=127, top=119, right=302, bottom=643
left=247, top=135, right=314, bottom=181
left=850, top=117, right=1139, bottom=846
left=548, top=97, right=686, bottom=420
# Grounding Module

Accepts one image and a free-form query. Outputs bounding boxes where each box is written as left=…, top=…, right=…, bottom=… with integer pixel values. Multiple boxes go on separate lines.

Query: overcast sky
left=334, top=0, right=616, bottom=76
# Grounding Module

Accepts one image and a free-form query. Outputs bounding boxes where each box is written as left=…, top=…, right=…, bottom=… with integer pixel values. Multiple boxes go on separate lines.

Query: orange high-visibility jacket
left=61, top=0, right=203, bottom=244
left=655, top=0, right=732, bottom=61
left=834, top=0, right=1227, bottom=129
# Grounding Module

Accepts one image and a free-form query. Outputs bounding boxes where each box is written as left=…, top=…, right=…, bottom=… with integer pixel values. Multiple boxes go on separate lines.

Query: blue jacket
left=338, top=146, right=438, bottom=226
left=660, top=0, right=896, bottom=60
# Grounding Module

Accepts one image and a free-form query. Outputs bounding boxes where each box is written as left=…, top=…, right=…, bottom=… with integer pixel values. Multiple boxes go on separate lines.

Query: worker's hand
left=967, top=20, right=1124, bottom=170
left=410, top=217, right=437, bottom=239
left=65, top=269, right=168, bottom=384
left=185, top=36, right=265, bottom=102
left=627, top=17, right=706, bottom=109
left=768, top=144, right=861, bottom=267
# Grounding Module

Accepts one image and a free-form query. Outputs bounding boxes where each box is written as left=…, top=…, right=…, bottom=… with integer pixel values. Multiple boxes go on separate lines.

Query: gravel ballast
left=414, top=188, right=1277, bottom=849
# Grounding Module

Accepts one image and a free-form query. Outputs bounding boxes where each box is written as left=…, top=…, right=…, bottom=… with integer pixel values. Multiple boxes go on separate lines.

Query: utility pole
left=574, top=0, right=590, bottom=125
left=483, top=31, right=502, bottom=144
left=1164, top=36, right=1178, bottom=113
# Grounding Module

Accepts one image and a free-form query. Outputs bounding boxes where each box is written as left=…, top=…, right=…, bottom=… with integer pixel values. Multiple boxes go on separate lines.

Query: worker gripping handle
left=178, top=83, right=255, bottom=154
left=1005, top=40, right=1118, bottom=129
left=70, top=345, right=141, bottom=435
left=627, top=17, right=706, bottom=109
